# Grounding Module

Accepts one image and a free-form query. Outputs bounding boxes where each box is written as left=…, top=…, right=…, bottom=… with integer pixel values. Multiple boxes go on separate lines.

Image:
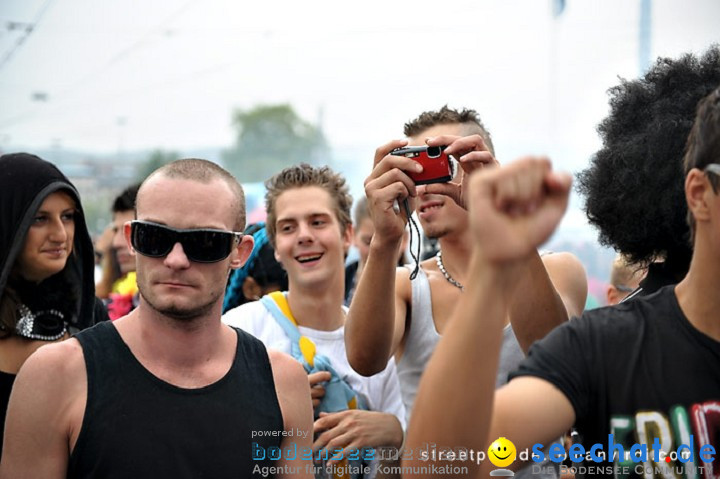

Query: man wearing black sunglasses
left=2, top=159, right=314, bottom=478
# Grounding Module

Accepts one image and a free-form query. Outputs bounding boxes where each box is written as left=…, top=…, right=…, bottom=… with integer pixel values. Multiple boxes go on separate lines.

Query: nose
left=111, top=226, right=126, bottom=251
left=48, top=216, right=69, bottom=243
left=296, top=222, right=314, bottom=245
left=163, top=242, right=191, bottom=269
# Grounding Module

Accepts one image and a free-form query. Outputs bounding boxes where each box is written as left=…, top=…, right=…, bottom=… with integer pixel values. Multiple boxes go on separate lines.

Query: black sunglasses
left=130, top=220, right=243, bottom=263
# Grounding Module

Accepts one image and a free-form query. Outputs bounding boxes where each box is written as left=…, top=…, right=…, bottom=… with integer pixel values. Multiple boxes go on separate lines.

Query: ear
left=229, top=234, right=254, bottom=270
left=123, top=221, right=136, bottom=256
left=342, top=224, right=354, bottom=255
left=351, top=225, right=360, bottom=248
left=606, top=285, right=619, bottom=306
left=685, top=168, right=713, bottom=224
left=242, top=277, right=262, bottom=301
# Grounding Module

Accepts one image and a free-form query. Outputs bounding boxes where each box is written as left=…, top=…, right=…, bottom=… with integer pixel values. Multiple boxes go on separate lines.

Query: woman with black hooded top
left=0, top=153, right=108, bottom=451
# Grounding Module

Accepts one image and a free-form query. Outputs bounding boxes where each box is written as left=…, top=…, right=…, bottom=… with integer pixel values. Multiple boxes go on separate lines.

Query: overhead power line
left=0, top=0, right=198, bottom=129
left=0, top=0, right=56, bottom=72
left=52, top=0, right=197, bottom=100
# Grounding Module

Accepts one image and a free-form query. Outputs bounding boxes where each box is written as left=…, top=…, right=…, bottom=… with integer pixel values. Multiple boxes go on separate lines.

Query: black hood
left=0, top=153, right=97, bottom=332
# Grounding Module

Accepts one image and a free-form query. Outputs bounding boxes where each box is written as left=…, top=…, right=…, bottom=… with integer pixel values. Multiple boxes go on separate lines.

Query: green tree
left=82, top=192, right=115, bottom=236
left=222, top=104, right=329, bottom=182
left=135, top=149, right=179, bottom=182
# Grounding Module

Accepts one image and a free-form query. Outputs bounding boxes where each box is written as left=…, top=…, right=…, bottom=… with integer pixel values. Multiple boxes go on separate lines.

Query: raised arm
left=404, top=157, right=576, bottom=478
left=426, top=134, right=585, bottom=351
left=345, top=139, right=420, bottom=376
left=507, top=250, right=573, bottom=353
left=505, top=225, right=588, bottom=353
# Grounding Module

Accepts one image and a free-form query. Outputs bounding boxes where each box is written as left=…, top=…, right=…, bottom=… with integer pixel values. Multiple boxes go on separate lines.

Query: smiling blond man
left=224, top=163, right=405, bottom=478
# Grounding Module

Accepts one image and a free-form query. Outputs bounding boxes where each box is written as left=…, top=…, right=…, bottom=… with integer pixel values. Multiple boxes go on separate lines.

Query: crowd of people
left=0, top=45, right=718, bottom=479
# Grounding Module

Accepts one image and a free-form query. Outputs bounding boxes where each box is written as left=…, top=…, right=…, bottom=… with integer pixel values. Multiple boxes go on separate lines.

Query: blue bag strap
left=259, top=295, right=305, bottom=364
left=259, top=294, right=367, bottom=413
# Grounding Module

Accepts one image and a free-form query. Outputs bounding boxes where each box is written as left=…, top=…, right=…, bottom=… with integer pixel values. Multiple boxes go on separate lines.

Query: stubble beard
left=139, top=286, right=219, bottom=322
left=423, top=224, right=451, bottom=240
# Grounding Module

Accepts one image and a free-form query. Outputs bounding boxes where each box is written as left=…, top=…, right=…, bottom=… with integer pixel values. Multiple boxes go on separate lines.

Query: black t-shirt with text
left=512, top=286, right=720, bottom=478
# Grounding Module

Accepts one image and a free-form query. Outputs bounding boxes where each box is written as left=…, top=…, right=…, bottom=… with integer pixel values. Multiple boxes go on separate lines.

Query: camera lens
left=427, top=146, right=441, bottom=158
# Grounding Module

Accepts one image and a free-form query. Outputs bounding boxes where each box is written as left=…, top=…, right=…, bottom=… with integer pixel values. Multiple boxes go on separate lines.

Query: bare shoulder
left=267, top=349, right=308, bottom=390
left=541, top=252, right=588, bottom=318
left=266, top=350, right=313, bottom=438
left=16, top=337, right=85, bottom=384
left=1, top=339, right=86, bottom=476
left=541, top=251, right=586, bottom=277
left=11, top=338, right=86, bottom=419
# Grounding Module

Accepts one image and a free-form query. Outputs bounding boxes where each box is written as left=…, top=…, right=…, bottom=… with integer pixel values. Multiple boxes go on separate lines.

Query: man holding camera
left=344, top=107, right=587, bottom=476
left=405, top=86, right=720, bottom=478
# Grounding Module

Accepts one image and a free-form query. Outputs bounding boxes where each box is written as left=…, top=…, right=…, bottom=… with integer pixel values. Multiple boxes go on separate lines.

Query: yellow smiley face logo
left=488, top=437, right=517, bottom=468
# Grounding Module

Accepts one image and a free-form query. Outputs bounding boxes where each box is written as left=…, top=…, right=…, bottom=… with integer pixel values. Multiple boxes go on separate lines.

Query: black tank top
left=68, top=321, right=284, bottom=479
left=0, top=370, right=16, bottom=453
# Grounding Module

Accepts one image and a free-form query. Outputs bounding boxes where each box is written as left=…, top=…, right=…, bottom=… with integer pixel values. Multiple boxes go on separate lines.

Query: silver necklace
left=15, top=304, right=67, bottom=341
left=435, top=251, right=464, bottom=291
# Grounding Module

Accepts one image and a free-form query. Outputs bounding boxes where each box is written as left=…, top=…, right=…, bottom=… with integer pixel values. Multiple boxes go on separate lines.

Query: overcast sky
left=1, top=0, right=719, bottom=241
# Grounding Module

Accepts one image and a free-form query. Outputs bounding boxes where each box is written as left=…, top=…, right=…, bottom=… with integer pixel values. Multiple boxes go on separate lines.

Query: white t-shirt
left=223, top=299, right=406, bottom=429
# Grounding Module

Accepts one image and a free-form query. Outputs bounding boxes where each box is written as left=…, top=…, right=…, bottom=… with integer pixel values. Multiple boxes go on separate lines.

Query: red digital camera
left=391, top=145, right=455, bottom=185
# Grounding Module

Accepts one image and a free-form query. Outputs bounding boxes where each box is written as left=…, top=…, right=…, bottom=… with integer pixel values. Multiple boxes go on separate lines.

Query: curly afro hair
left=576, top=45, right=720, bottom=275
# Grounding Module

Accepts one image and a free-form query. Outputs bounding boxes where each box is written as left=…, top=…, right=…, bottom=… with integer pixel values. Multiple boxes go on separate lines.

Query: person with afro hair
left=402, top=84, right=720, bottom=479
left=576, top=45, right=720, bottom=298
